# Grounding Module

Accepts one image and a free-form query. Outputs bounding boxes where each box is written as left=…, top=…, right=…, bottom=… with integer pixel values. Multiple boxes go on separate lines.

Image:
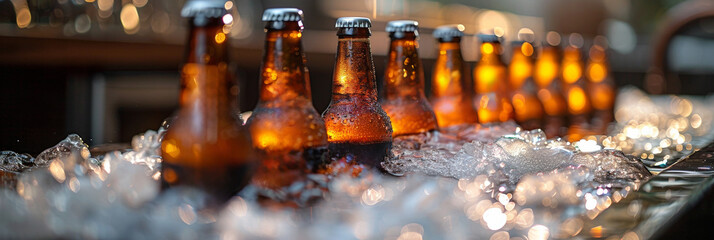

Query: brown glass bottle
left=473, top=34, right=514, bottom=123
left=246, top=8, right=328, bottom=189
left=161, top=0, right=258, bottom=204
left=508, top=38, right=544, bottom=130
left=561, top=34, right=592, bottom=140
left=430, top=25, right=478, bottom=128
left=534, top=43, right=568, bottom=138
left=585, top=39, right=615, bottom=133
left=322, top=17, right=393, bottom=169
left=380, top=20, right=438, bottom=136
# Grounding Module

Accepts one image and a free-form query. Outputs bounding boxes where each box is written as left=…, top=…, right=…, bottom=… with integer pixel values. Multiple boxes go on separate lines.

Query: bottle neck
left=259, top=22, right=310, bottom=102
left=479, top=42, right=503, bottom=63
left=432, top=41, right=464, bottom=98
left=384, top=34, right=424, bottom=99
left=562, top=46, right=584, bottom=84
left=179, top=18, right=236, bottom=113
left=509, top=44, right=534, bottom=89
left=534, top=47, right=559, bottom=87
left=331, top=28, right=378, bottom=101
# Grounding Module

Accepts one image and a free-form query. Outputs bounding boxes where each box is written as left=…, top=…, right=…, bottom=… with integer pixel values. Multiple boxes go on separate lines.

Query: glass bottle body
left=473, top=42, right=514, bottom=123
left=161, top=18, right=258, bottom=203
left=246, top=21, right=328, bottom=189
left=508, top=42, right=544, bottom=130
left=534, top=46, right=568, bottom=137
left=430, top=39, right=478, bottom=128
left=586, top=45, right=615, bottom=133
left=381, top=32, right=438, bottom=136
left=322, top=28, right=393, bottom=169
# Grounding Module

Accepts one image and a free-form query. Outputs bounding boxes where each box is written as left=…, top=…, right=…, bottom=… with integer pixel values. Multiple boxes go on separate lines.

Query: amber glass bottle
left=322, top=17, right=393, bottom=168
left=246, top=8, right=328, bottom=189
left=430, top=24, right=478, bottom=128
left=380, top=20, right=438, bottom=136
left=161, top=0, right=258, bottom=203
left=508, top=34, right=544, bottom=130
left=585, top=39, right=615, bottom=133
left=561, top=33, right=592, bottom=140
left=534, top=33, right=568, bottom=137
left=473, top=34, right=514, bottom=123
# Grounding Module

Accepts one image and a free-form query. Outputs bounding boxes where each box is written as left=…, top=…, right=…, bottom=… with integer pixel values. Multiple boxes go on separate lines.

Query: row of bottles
left=432, top=27, right=615, bottom=139
left=160, top=1, right=615, bottom=205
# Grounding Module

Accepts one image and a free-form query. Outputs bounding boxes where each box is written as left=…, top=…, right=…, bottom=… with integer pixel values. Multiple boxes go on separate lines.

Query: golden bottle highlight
left=586, top=38, right=615, bottom=133
left=161, top=0, right=258, bottom=204
left=380, top=20, right=438, bottom=136
left=560, top=33, right=592, bottom=140
left=473, top=34, right=514, bottom=123
left=430, top=24, right=478, bottom=128
left=246, top=8, right=328, bottom=189
left=322, top=17, right=393, bottom=169
left=534, top=32, right=568, bottom=137
left=508, top=30, right=544, bottom=130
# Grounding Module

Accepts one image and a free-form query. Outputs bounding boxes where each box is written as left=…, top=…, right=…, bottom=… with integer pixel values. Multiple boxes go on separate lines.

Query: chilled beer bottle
left=380, top=20, right=438, bottom=136
left=161, top=0, right=258, bottom=203
left=246, top=8, right=328, bottom=189
left=508, top=30, right=544, bottom=130
left=585, top=37, right=615, bottom=133
left=473, top=34, right=514, bottom=123
left=534, top=32, right=568, bottom=137
left=560, top=33, right=592, bottom=140
left=322, top=17, right=393, bottom=169
left=430, top=24, right=478, bottom=128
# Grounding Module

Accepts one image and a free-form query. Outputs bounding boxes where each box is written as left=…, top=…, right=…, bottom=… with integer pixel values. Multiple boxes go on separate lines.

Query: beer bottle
left=381, top=20, right=438, bottom=136
left=430, top=24, right=478, bottom=128
left=586, top=37, right=615, bottom=133
left=473, top=34, right=514, bottom=123
left=534, top=39, right=568, bottom=138
left=508, top=29, right=544, bottom=130
left=561, top=33, right=592, bottom=140
left=322, top=17, right=393, bottom=169
left=246, top=8, right=328, bottom=189
left=161, top=0, right=258, bottom=203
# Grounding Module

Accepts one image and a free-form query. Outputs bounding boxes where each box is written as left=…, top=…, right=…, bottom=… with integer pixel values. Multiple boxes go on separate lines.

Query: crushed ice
left=8, top=89, right=712, bottom=238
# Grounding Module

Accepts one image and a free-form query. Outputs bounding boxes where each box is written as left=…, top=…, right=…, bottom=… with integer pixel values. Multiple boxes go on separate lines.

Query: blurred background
left=1, top=0, right=713, bottom=154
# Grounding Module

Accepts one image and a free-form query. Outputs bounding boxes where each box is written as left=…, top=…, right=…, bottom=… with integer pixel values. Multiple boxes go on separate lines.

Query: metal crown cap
left=335, top=17, right=372, bottom=28
left=181, top=0, right=227, bottom=18
left=433, top=24, right=465, bottom=40
left=262, top=8, right=303, bottom=22
left=385, top=20, right=418, bottom=33
left=478, top=34, right=500, bottom=43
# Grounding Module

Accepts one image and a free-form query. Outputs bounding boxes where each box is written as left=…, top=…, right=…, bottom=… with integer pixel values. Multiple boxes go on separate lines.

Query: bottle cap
left=433, top=24, right=465, bottom=41
left=385, top=20, right=418, bottom=33
left=181, top=0, right=227, bottom=18
left=478, top=34, right=500, bottom=43
left=335, top=17, right=372, bottom=28
left=262, top=8, right=303, bottom=22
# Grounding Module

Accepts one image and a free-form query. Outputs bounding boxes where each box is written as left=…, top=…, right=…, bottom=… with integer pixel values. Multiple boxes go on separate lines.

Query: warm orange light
left=162, top=139, right=180, bottom=158
left=567, top=87, right=589, bottom=114
left=535, top=61, right=557, bottom=87
left=590, top=226, right=603, bottom=238
left=512, top=93, right=525, bottom=110
left=562, top=63, right=581, bottom=84
left=215, top=32, right=226, bottom=44
left=538, top=89, right=566, bottom=116
left=476, top=66, right=499, bottom=92
left=254, top=131, right=280, bottom=149
left=482, top=43, right=494, bottom=55
left=587, top=63, right=606, bottom=83
left=591, top=84, right=615, bottom=110
left=509, top=61, right=531, bottom=88
left=521, top=42, right=534, bottom=56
